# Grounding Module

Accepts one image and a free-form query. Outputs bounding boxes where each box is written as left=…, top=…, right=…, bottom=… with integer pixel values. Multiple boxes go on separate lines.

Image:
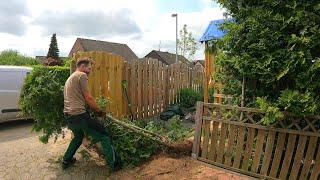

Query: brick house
left=69, top=38, right=138, bottom=62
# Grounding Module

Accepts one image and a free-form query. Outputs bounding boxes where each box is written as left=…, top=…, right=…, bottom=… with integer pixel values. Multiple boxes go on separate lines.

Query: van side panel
left=0, top=69, right=24, bottom=121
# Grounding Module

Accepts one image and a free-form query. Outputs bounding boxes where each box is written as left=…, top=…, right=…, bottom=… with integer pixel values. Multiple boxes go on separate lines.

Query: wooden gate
left=192, top=102, right=320, bottom=180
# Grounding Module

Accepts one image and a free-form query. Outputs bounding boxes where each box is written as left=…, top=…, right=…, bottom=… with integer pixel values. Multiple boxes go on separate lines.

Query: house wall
left=68, top=39, right=84, bottom=57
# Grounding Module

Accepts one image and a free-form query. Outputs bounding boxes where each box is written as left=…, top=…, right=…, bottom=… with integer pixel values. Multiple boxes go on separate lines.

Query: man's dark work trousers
left=63, top=112, right=116, bottom=170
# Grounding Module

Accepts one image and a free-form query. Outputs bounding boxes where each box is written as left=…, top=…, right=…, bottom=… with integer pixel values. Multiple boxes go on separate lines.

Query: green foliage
left=178, top=24, right=198, bottom=61
left=101, top=116, right=192, bottom=166
left=103, top=119, right=159, bottom=166
left=19, top=66, right=70, bottom=143
left=0, top=50, right=39, bottom=66
left=256, top=97, right=284, bottom=125
left=47, top=33, right=59, bottom=60
left=214, top=0, right=320, bottom=115
left=62, top=57, right=72, bottom=67
left=277, top=90, right=319, bottom=116
left=178, top=88, right=203, bottom=108
left=208, top=87, right=215, bottom=103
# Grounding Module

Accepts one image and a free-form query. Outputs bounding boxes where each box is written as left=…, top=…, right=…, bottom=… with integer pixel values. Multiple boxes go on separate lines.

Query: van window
left=0, top=70, right=22, bottom=90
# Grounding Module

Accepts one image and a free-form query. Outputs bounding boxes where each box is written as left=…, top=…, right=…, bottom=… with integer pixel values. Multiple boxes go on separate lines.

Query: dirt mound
left=110, top=154, right=251, bottom=180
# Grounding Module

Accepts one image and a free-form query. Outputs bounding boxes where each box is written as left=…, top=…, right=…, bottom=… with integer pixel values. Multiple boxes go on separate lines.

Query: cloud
left=33, top=9, right=142, bottom=38
left=0, top=0, right=29, bottom=35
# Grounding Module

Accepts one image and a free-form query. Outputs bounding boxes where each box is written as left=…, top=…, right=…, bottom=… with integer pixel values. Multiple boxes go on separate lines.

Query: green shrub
left=103, top=116, right=192, bottom=166
left=62, top=57, right=72, bottom=67
left=256, top=97, right=284, bottom=125
left=208, top=87, right=215, bottom=103
left=277, top=90, right=319, bottom=116
left=179, top=88, right=203, bottom=108
left=19, top=66, right=70, bottom=143
left=0, top=50, right=39, bottom=66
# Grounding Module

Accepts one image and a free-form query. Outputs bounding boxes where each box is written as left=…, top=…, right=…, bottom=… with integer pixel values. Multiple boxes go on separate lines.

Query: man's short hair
left=76, top=57, right=91, bottom=67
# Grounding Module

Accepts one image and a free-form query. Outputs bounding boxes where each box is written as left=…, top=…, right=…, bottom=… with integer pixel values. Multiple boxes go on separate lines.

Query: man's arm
left=83, top=91, right=101, bottom=113
left=79, top=73, right=102, bottom=114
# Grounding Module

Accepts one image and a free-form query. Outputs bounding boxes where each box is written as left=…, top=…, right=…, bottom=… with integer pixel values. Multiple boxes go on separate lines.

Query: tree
left=215, top=1, right=320, bottom=116
left=0, top=50, right=39, bottom=66
left=47, top=33, right=59, bottom=60
left=178, top=24, right=197, bottom=61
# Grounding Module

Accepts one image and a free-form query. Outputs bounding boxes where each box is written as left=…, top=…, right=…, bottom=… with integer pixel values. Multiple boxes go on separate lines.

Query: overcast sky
left=0, top=0, right=225, bottom=60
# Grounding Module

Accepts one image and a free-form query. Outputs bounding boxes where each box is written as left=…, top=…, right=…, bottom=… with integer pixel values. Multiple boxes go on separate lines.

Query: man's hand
left=83, top=91, right=101, bottom=112
left=97, top=110, right=106, bottom=118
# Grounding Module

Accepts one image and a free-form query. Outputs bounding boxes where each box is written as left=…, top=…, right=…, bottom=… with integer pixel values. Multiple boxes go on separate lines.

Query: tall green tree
left=178, top=24, right=197, bottom=61
left=47, top=33, right=59, bottom=60
left=215, top=1, right=320, bottom=115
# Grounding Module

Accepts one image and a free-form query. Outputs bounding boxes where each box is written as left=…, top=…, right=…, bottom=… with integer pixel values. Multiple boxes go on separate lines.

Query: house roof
left=199, top=19, right=227, bottom=42
left=75, top=38, right=138, bottom=61
left=145, top=50, right=192, bottom=66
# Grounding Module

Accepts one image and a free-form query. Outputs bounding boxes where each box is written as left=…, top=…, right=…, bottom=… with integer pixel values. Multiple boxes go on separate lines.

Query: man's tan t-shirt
left=63, top=71, right=90, bottom=115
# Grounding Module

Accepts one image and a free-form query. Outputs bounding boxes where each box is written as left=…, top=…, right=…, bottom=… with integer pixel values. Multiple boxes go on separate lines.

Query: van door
left=0, top=69, right=23, bottom=121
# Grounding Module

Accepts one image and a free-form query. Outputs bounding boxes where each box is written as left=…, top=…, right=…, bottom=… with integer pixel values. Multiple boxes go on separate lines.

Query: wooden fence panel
left=224, top=124, right=236, bottom=166
left=72, top=52, right=204, bottom=119
left=193, top=102, right=320, bottom=180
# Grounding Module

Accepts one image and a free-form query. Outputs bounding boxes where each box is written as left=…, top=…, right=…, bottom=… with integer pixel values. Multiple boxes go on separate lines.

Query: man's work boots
left=62, top=157, right=77, bottom=170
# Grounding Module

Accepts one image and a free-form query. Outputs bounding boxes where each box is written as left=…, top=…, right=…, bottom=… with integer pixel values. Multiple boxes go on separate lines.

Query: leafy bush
left=19, top=66, right=70, bottom=143
left=102, top=118, right=159, bottom=167
left=256, top=97, right=284, bottom=125
left=179, top=88, right=203, bottom=108
left=62, top=57, right=72, bottom=67
left=103, top=116, right=192, bottom=166
left=0, top=50, right=39, bottom=66
left=214, top=1, right=320, bottom=116
left=277, top=90, right=319, bottom=116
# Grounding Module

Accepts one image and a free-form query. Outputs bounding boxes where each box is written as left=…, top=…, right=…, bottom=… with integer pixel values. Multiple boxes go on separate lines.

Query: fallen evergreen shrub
left=19, top=66, right=70, bottom=143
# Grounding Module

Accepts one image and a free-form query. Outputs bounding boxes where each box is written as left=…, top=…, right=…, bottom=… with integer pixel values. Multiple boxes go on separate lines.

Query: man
left=62, top=58, right=121, bottom=171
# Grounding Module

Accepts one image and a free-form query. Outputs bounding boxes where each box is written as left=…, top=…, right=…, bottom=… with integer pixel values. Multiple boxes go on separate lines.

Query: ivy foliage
left=214, top=0, right=320, bottom=123
left=19, top=66, right=70, bottom=143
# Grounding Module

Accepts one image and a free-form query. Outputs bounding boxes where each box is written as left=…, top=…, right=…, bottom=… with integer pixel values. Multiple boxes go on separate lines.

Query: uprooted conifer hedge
left=19, top=66, right=192, bottom=166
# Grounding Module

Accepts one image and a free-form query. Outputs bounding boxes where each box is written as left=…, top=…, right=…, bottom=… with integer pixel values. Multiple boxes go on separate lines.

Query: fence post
left=163, top=65, right=169, bottom=109
left=192, top=101, right=204, bottom=159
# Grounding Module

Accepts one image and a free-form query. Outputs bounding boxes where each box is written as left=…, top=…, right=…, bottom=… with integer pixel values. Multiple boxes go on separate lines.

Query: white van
left=0, top=66, right=32, bottom=123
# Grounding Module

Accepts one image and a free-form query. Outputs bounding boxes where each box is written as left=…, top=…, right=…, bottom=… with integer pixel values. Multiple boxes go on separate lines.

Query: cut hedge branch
left=104, top=115, right=170, bottom=146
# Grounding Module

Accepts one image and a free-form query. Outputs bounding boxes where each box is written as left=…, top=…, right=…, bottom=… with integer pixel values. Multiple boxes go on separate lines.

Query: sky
left=0, top=0, right=225, bottom=60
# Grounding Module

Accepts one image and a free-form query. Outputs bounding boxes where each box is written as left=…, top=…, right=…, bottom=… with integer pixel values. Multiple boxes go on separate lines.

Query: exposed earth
left=0, top=120, right=254, bottom=180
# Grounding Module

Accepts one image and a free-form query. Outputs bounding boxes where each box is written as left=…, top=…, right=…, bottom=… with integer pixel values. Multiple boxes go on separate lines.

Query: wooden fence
left=72, top=51, right=204, bottom=119
left=192, top=102, right=320, bottom=180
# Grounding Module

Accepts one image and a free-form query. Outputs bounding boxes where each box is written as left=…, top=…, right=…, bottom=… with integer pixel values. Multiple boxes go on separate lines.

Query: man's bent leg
left=63, top=125, right=84, bottom=162
left=87, top=128, right=116, bottom=170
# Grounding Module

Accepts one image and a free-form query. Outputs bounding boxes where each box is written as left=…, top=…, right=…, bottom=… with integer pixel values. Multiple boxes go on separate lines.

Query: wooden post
left=192, top=101, right=204, bottom=158
left=164, top=65, right=169, bottom=108
left=240, top=77, right=246, bottom=120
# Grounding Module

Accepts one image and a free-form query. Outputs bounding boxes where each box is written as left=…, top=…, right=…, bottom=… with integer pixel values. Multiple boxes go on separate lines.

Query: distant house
left=144, top=50, right=192, bottom=67
left=69, top=38, right=138, bottom=62
left=194, top=60, right=205, bottom=68
left=193, top=60, right=205, bottom=72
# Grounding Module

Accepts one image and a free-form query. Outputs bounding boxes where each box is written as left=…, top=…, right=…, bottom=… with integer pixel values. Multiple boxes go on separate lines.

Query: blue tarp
left=199, top=19, right=226, bottom=42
